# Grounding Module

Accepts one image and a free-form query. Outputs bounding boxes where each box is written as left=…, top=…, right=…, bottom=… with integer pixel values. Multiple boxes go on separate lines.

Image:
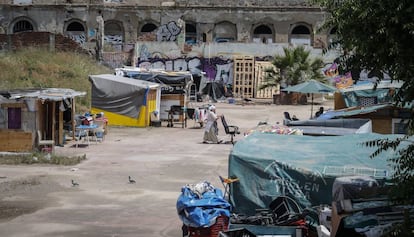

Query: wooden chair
left=221, top=115, right=240, bottom=145
left=167, top=105, right=187, bottom=128
left=37, top=130, right=54, bottom=152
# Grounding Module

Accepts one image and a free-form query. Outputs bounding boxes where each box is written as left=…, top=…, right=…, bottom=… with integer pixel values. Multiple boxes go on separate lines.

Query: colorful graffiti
left=104, top=34, right=123, bottom=44
left=68, top=33, right=86, bottom=45
left=334, top=72, right=353, bottom=89
left=138, top=56, right=233, bottom=84
left=156, top=21, right=182, bottom=42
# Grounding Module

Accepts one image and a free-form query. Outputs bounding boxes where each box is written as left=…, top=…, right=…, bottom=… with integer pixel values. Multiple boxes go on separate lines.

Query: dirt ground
left=0, top=100, right=333, bottom=237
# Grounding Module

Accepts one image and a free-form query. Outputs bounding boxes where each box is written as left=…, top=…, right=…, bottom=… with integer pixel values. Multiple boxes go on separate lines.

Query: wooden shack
left=0, top=88, right=86, bottom=152
left=330, top=80, right=409, bottom=134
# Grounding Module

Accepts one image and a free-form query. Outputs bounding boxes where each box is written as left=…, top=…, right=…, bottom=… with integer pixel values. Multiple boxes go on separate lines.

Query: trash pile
left=244, top=124, right=303, bottom=137
left=177, top=181, right=231, bottom=237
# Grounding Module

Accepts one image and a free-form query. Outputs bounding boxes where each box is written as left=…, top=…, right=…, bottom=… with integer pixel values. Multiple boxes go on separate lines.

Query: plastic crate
left=188, top=216, right=229, bottom=237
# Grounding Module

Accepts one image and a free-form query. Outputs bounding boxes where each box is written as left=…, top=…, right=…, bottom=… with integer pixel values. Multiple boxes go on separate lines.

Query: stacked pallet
left=254, top=61, right=280, bottom=99
left=233, top=56, right=255, bottom=99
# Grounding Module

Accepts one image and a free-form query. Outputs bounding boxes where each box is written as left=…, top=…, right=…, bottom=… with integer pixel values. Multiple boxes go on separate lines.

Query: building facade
left=0, top=0, right=339, bottom=99
left=0, top=0, right=336, bottom=50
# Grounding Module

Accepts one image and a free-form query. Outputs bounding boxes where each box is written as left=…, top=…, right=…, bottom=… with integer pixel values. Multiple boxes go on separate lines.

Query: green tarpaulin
left=228, top=133, right=402, bottom=216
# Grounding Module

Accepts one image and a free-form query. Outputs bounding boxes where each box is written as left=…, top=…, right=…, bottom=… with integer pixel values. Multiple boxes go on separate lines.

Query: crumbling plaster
left=0, top=1, right=328, bottom=44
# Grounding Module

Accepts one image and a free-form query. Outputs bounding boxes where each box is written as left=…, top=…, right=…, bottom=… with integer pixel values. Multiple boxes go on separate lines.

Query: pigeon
left=128, top=176, right=136, bottom=184
left=71, top=179, right=79, bottom=187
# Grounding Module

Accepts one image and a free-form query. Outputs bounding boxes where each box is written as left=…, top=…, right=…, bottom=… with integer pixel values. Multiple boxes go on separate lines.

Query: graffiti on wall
left=138, top=56, right=234, bottom=85
left=68, top=33, right=86, bottom=45
left=156, top=21, right=182, bottom=42
left=104, top=34, right=123, bottom=44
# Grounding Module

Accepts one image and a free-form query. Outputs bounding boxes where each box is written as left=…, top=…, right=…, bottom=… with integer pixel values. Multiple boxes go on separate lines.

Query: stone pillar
left=49, top=33, right=55, bottom=52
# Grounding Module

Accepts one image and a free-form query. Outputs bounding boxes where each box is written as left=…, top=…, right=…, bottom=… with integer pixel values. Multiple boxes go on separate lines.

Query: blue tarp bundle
left=176, top=182, right=231, bottom=228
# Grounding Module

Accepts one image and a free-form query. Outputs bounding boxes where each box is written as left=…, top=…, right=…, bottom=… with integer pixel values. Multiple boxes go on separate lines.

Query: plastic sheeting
left=332, top=176, right=380, bottom=202
left=285, top=118, right=372, bottom=135
left=123, top=70, right=193, bottom=94
left=228, top=133, right=402, bottom=216
left=89, top=74, right=157, bottom=118
left=341, top=89, right=391, bottom=107
left=176, top=182, right=231, bottom=228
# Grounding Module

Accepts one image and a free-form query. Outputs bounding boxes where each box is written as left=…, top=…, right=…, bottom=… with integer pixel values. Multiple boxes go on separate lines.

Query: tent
left=89, top=74, right=161, bottom=127
left=198, top=75, right=229, bottom=102
left=228, top=132, right=403, bottom=216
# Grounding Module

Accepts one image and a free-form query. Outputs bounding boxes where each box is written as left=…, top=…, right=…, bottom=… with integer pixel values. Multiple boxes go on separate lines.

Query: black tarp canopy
left=121, top=70, right=193, bottom=94
left=89, top=74, right=159, bottom=118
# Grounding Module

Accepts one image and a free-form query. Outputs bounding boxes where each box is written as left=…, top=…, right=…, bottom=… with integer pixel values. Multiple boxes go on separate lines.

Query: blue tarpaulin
left=176, top=182, right=231, bottom=228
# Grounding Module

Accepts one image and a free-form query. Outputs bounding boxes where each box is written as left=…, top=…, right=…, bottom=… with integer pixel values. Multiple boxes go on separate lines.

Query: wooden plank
left=255, top=61, right=279, bottom=99
left=0, top=103, right=26, bottom=108
left=58, top=103, right=63, bottom=145
left=233, top=56, right=255, bottom=98
left=0, top=130, right=32, bottom=152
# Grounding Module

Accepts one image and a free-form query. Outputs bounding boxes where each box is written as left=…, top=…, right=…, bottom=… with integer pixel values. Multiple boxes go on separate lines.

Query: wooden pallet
left=233, top=56, right=255, bottom=99
left=254, top=61, right=280, bottom=99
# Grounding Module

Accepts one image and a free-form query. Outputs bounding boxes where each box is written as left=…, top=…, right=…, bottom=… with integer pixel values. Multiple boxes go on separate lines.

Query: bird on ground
left=128, top=176, right=136, bottom=184
left=71, top=179, right=79, bottom=187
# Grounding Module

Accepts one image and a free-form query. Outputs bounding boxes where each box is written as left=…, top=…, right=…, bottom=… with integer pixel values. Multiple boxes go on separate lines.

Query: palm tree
left=261, top=46, right=326, bottom=89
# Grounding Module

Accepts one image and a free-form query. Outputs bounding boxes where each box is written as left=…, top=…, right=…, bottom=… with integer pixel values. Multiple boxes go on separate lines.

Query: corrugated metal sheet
left=0, top=88, right=86, bottom=101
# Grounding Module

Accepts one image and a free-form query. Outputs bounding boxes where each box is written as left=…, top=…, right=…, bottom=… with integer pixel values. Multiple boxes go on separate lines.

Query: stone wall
left=1, top=0, right=312, bottom=7
left=0, top=32, right=90, bottom=53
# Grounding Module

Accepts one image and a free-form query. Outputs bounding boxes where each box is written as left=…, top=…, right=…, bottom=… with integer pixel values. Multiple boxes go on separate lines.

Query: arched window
left=253, top=24, right=273, bottom=43
left=13, top=20, right=34, bottom=33
left=141, top=23, right=157, bottom=33
left=65, top=21, right=86, bottom=44
left=185, top=23, right=197, bottom=44
left=104, top=21, right=123, bottom=44
left=67, top=22, right=84, bottom=31
left=289, top=24, right=311, bottom=45
left=213, top=21, right=237, bottom=43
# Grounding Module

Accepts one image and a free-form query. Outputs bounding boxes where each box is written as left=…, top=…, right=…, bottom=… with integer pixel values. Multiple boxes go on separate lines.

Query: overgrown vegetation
left=261, top=46, right=326, bottom=89
left=0, top=47, right=112, bottom=112
left=313, top=0, right=414, bottom=235
left=0, top=153, right=86, bottom=166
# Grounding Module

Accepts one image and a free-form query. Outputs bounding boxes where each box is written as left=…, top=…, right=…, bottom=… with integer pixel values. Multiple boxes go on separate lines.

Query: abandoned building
left=0, top=0, right=339, bottom=97
left=0, top=0, right=335, bottom=48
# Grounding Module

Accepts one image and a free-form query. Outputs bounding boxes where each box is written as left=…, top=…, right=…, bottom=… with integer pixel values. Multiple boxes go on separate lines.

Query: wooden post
left=51, top=101, right=56, bottom=144
left=58, top=101, right=63, bottom=145
left=72, top=98, right=76, bottom=140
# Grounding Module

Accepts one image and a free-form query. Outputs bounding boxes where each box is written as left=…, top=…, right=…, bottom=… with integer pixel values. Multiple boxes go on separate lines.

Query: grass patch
left=0, top=47, right=112, bottom=113
left=0, top=153, right=86, bottom=166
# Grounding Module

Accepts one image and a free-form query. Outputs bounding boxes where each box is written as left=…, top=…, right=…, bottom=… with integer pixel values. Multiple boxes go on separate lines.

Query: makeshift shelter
left=0, top=88, right=86, bottom=152
left=115, top=68, right=194, bottom=121
left=334, top=80, right=403, bottom=109
left=228, top=132, right=401, bottom=216
left=284, top=118, right=372, bottom=135
left=317, top=103, right=412, bottom=134
left=199, top=78, right=227, bottom=102
left=89, top=74, right=161, bottom=127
